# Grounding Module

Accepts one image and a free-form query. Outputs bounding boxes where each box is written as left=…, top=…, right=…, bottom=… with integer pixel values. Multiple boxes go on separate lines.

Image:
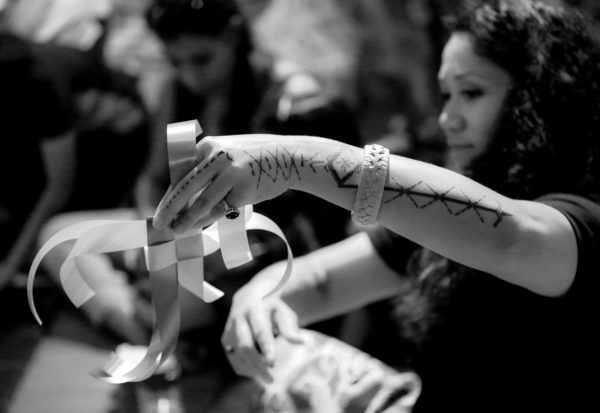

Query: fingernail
left=152, top=214, right=165, bottom=229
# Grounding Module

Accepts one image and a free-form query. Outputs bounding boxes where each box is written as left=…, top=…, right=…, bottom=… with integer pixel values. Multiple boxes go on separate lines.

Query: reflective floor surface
left=0, top=283, right=261, bottom=413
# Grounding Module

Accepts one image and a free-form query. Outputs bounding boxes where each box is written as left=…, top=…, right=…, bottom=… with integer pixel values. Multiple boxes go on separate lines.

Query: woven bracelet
left=351, top=144, right=389, bottom=226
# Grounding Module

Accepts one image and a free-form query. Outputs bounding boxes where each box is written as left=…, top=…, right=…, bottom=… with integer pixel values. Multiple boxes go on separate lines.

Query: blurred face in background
left=438, top=32, right=512, bottom=171
left=165, top=32, right=236, bottom=96
left=235, top=0, right=269, bottom=21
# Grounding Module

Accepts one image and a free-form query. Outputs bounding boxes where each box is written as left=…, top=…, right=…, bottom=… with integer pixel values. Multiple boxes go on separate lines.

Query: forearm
left=273, top=137, right=517, bottom=261
left=243, top=232, right=407, bottom=326
left=156, top=134, right=576, bottom=294
left=282, top=138, right=575, bottom=293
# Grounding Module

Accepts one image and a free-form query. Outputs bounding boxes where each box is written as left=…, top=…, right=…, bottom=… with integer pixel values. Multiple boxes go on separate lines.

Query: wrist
left=288, top=140, right=361, bottom=192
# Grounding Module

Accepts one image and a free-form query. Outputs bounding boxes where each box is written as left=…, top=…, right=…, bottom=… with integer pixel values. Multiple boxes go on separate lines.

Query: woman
left=153, top=1, right=600, bottom=411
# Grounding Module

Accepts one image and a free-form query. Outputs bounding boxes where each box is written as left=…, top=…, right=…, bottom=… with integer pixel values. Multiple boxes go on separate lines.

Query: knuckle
left=236, top=346, right=255, bottom=361
left=230, top=362, right=246, bottom=377
left=254, top=331, right=269, bottom=346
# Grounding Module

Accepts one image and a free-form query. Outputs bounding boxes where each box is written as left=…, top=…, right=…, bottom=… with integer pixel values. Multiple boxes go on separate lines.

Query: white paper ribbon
left=27, top=120, right=293, bottom=382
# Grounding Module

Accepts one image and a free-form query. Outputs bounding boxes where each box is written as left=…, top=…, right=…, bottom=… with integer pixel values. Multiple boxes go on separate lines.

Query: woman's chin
left=444, top=152, right=470, bottom=172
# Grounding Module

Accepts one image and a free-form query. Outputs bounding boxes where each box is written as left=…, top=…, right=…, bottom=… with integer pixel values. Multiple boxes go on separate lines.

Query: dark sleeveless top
left=369, top=193, right=600, bottom=412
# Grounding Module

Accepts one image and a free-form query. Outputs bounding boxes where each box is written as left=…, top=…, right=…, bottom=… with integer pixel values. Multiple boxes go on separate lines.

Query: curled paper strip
left=27, top=120, right=293, bottom=383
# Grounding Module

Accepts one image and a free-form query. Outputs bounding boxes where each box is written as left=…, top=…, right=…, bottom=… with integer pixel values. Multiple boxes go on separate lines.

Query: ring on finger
left=222, top=200, right=240, bottom=220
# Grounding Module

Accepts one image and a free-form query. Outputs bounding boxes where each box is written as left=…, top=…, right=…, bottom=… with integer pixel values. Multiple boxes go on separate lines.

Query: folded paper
left=27, top=120, right=292, bottom=383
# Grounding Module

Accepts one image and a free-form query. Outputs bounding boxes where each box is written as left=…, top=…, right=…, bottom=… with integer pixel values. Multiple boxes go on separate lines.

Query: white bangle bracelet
left=351, top=144, right=389, bottom=225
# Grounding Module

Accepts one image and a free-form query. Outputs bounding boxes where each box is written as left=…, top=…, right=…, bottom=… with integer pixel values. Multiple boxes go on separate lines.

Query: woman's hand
left=221, top=287, right=303, bottom=384
left=153, top=134, right=295, bottom=232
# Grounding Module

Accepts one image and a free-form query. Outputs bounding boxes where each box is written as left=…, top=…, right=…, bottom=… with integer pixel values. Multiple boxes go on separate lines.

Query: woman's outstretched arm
left=153, top=134, right=577, bottom=296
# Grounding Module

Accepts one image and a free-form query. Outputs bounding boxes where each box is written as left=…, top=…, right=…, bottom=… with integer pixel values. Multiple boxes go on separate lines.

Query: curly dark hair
left=448, top=0, right=600, bottom=199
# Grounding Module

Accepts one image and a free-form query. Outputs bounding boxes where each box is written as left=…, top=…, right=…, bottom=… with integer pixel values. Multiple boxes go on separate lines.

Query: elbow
left=493, top=213, right=576, bottom=297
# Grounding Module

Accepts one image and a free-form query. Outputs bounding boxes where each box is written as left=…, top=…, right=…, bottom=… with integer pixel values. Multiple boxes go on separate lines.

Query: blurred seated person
left=0, top=30, right=76, bottom=290
left=0, top=2, right=150, bottom=289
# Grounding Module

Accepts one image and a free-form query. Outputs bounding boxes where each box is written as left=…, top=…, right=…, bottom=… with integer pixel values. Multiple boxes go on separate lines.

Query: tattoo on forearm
left=245, top=146, right=361, bottom=188
left=167, top=147, right=509, bottom=228
left=246, top=146, right=302, bottom=186
left=323, top=151, right=362, bottom=187
left=245, top=147, right=510, bottom=227
left=383, top=178, right=511, bottom=227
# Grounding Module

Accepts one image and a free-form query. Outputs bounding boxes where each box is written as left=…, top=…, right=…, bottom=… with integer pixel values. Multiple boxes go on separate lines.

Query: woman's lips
left=447, top=142, right=475, bottom=149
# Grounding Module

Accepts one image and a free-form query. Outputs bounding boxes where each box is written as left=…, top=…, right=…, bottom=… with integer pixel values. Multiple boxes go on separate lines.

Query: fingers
left=170, top=172, right=233, bottom=233
left=272, top=304, right=304, bottom=344
left=152, top=154, right=219, bottom=230
left=190, top=203, right=224, bottom=230
left=247, top=308, right=276, bottom=365
left=222, top=316, right=274, bottom=383
left=220, top=297, right=304, bottom=385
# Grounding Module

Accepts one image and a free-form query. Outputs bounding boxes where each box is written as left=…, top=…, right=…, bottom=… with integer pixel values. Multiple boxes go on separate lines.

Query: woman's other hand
left=221, top=287, right=303, bottom=384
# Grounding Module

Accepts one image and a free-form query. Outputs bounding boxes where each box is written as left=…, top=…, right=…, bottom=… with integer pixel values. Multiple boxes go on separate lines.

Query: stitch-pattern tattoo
left=165, top=146, right=509, bottom=228
left=244, top=146, right=361, bottom=189
left=242, top=146, right=510, bottom=226
left=383, top=178, right=511, bottom=227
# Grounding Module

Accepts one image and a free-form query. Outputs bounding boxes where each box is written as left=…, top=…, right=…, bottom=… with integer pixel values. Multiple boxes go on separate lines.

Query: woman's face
left=166, top=33, right=235, bottom=96
left=438, top=33, right=512, bottom=170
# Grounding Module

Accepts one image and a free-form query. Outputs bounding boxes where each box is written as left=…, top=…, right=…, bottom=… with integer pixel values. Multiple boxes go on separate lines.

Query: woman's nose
left=439, top=106, right=466, bottom=134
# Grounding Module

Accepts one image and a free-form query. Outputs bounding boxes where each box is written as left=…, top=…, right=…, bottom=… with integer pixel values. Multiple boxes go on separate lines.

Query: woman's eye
left=462, top=89, right=483, bottom=99
left=439, top=91, right=450, bottom=102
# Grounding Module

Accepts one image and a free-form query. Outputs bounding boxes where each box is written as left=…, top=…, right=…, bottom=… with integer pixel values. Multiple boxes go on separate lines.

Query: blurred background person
left=0, top=14, right=77, bottom=290
left=0, top=0, right=151, bottom=291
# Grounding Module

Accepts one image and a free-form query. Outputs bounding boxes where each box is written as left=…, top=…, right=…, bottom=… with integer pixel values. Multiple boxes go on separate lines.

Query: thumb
left=273, top=304, right=304, bottom=344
